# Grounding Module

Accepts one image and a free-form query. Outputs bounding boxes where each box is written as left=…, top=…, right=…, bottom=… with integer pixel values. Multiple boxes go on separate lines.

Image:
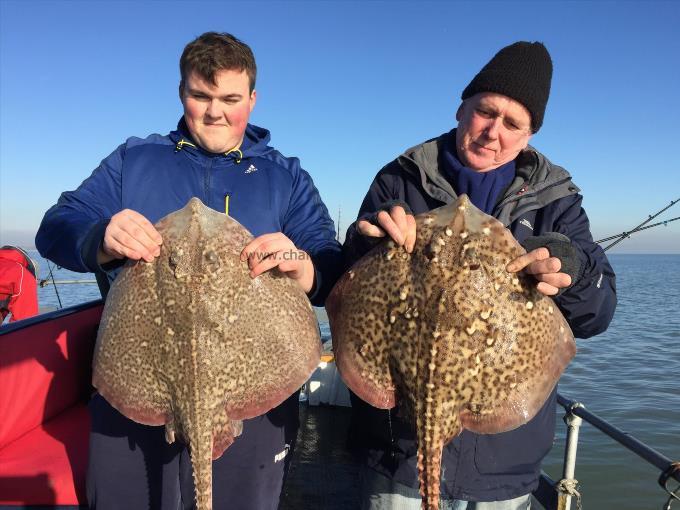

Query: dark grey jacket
left=343, top=129, right=616, bottom=501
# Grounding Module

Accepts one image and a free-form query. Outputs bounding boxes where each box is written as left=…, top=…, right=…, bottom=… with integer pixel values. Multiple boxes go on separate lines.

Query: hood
left=169, top=117, right=275, bottom=160
left=398, top=129, right=457, bottom=204
left=0, top=246, right=37, bottom=278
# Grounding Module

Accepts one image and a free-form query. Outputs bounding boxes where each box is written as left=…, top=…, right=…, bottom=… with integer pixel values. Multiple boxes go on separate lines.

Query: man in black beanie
left=343, top=41, right=616, bottom=509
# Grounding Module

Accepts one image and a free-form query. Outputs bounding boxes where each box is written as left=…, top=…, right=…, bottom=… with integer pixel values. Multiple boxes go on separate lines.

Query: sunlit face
left=455, top=92, right=533, bottom=172
left=180, top=69, right=256, bottom=154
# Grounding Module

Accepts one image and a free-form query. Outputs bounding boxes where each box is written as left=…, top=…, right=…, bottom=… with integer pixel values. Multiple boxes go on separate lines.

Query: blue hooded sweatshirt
left=35, top=118, right=343, bottom=509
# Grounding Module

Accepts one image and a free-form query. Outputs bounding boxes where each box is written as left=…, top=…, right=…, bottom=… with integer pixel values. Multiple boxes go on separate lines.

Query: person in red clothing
left=0, top=245, right=39, bottom=323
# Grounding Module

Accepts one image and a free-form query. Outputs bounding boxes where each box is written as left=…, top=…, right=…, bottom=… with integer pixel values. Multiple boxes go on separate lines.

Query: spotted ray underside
left=92, top=197, right=321, bottom=510
left=326, top=194, right=576, bottom=510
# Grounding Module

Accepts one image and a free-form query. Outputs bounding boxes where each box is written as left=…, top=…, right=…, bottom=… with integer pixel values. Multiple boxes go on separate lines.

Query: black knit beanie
left=461, top=41, right=553, bottom=132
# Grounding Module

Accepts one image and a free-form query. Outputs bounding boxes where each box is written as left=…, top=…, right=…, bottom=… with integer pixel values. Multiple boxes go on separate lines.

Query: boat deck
left=280, top=404, right=360, bottom=509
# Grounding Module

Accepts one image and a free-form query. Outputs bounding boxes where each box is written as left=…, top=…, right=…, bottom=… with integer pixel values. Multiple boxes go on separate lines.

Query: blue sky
left=1, top=0, right=678, bottom=253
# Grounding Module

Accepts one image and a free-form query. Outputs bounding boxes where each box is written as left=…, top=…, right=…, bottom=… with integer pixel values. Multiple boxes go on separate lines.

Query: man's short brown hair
left=180, top=32, right=257, bottom=92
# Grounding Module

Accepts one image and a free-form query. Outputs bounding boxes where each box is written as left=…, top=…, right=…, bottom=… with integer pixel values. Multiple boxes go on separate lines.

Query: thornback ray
left=326, top=194, right=576, bottom=510
left=92, top=197, right=321, bottom=510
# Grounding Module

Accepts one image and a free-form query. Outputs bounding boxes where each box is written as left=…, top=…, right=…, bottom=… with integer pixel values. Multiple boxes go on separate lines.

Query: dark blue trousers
left=86, top=393, right=299, bottom=510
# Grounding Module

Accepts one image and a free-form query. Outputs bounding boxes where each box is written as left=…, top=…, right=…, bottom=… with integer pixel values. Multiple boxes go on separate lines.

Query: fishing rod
left=597, top=216, right=680, bottom=244
left=39, top=279, right=97, bottom=286
left=596, top=198, right=679, bottom=252
left=44, top=260, right=63, bottom=308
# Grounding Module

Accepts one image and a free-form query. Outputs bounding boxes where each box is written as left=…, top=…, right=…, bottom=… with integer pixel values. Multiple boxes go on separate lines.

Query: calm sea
left=541, top=254, right=680, bottom=510
left=22, top=252, right=680, bottom=509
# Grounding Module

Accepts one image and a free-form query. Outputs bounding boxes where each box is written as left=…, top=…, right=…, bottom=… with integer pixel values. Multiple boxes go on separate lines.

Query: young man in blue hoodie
left=344, top=42, right=616, bottom=509
left=36, top=32, right=342, bottom=510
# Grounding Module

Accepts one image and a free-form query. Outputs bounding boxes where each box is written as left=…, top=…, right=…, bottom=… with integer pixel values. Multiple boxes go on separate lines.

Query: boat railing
left=534, top=393, right=680, bottom=510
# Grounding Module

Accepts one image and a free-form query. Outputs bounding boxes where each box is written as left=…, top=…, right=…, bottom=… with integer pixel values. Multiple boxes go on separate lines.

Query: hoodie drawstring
left=225, top=148, right=242, bottom=164
left=175, top=139, right=243, bottom=164
left=175, top=139, right=197, bottom=152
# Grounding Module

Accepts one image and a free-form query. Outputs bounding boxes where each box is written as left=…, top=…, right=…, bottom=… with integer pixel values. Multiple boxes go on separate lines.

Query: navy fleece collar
left=441, top=139, right=515, bottom=214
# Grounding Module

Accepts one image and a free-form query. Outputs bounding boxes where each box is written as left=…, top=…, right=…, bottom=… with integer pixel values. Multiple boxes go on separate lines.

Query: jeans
left=359, top=467, right=531, bottom=510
